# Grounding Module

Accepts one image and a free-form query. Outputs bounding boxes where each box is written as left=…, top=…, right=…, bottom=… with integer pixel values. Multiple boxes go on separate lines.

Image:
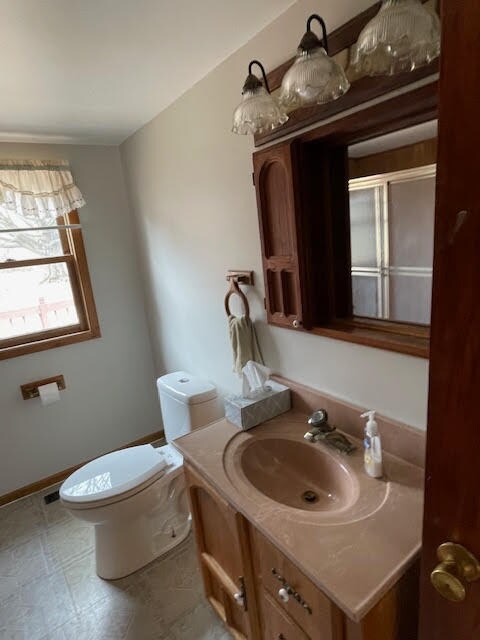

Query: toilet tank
left=157, top=371, right=223, bottom=443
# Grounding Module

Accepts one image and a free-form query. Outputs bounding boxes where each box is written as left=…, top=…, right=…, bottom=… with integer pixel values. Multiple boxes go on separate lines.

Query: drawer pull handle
left=278, top=635, right=286, bottom=640
left=272, top=568, right=313, bottom=615
left=278, top=587, right=290, bottom=603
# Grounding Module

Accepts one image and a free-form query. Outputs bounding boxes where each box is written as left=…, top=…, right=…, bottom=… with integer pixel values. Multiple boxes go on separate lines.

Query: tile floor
left=0, top=485, right=231, bottom=639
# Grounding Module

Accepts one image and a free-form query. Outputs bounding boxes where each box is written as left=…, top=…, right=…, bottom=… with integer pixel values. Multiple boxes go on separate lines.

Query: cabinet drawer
left=251, top=528, right=341, bottom=640
left=261, top=588, right=309, bottom=640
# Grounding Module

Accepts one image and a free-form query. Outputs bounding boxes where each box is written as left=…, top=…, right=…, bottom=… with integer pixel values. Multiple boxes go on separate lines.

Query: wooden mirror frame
left=253, top=82, right=438, bottom=358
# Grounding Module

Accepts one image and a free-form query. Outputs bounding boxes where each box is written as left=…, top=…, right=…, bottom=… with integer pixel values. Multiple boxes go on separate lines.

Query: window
left=349, top=165, right=435, bottom=325
left=0, top=161, right=99, bottom=359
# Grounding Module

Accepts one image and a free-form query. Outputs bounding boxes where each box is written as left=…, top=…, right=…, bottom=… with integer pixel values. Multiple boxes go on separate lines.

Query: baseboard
left=0, top=429, right=165, bottom=507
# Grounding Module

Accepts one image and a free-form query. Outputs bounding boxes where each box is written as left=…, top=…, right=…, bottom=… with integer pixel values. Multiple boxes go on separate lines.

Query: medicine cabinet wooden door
left=184, top=463, right=260, bottom=640
left=253, top=137, right=356, bottom=336
left=253, top=140, right=308, bottom=331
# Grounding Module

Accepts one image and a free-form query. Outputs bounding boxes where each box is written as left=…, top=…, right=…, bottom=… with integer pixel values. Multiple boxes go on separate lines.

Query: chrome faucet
left=304, top=409, right=356, bottom=455
left=304, top=409, right=335, bottom=440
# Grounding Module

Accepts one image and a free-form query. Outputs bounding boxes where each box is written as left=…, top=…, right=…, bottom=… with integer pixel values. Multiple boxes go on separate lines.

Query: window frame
left=0, top=210, right=100, bottom=360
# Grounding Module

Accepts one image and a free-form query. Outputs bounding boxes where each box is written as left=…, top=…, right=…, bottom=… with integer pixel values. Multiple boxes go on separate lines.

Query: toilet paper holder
left=21, top=375, right=66, bottom=400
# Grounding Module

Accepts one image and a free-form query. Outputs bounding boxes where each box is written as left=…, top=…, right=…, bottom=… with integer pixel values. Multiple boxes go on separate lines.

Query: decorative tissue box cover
left=224, top=381, right=291, bottom=430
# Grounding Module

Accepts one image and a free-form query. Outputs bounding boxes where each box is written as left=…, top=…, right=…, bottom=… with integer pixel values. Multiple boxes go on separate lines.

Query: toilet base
left=61, top=445, right=191, bottom=580
left=95, top=511, right=192, bottom=580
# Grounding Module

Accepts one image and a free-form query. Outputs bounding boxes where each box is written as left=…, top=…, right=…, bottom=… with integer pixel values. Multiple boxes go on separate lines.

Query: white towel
left=228, top=315, right=264, bottom=375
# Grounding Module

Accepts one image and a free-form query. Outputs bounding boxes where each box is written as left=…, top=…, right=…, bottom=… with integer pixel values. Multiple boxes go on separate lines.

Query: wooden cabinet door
left=253, top=140, right=308, bottom=331
left=185, top=463, right=260, bottom=639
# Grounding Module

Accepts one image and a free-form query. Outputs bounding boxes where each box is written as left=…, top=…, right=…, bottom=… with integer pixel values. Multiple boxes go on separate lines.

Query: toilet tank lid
left=59, top=445, right=167, bottom=503
left=157, top=371, right=217, bottom=405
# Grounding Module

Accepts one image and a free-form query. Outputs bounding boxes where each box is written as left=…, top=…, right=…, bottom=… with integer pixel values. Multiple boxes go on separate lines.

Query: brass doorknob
left=431, top=542, right=480, bottom=602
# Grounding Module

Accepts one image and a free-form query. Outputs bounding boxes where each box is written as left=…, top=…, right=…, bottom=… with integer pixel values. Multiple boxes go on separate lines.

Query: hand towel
left=228, top=314, right=264, bottom=375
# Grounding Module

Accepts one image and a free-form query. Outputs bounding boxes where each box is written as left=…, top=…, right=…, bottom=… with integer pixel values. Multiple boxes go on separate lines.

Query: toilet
left=59, top=372, right=223, bottom=580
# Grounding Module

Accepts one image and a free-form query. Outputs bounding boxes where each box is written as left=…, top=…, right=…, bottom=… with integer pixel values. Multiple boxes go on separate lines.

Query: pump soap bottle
left=361, top=410, right=383, bottom=478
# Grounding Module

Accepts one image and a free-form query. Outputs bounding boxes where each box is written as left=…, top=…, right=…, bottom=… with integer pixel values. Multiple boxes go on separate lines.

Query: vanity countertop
left=173, top=410, right=424, bottom=623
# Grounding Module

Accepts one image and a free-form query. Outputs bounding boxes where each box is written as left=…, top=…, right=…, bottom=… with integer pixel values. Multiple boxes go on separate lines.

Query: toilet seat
left=60, top=444, right=183, bottom=509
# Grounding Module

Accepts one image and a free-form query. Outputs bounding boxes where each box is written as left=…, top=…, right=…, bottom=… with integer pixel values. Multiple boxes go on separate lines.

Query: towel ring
left=224, top=279, right=250, bottom=320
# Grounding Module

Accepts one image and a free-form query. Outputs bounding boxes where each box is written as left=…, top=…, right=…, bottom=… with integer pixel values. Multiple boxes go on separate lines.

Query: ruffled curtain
left=0, top=160, right=86, bottom=225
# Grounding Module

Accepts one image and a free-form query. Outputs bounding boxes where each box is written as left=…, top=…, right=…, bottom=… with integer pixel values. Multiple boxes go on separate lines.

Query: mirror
left=348, top=121, right=437, bottom=326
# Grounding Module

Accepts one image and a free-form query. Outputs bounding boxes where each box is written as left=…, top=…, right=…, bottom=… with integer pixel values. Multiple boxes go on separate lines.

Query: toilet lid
left=60, top=444, right=167, bottom=504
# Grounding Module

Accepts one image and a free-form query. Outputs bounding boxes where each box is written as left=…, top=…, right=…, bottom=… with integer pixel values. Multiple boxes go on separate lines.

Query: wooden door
left=185, top=463, right=260, bottom=639
left=419, top=2, right=480, bottom=638
left=253, top=140, right=308, bottom=330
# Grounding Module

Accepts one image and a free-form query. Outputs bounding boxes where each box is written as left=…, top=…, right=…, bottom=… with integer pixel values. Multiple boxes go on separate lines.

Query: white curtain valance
left=0, top=159, right=86, bottom=223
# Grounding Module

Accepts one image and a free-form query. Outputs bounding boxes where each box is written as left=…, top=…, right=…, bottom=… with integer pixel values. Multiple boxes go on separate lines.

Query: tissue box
left=224, top=381, right=291, bottom=430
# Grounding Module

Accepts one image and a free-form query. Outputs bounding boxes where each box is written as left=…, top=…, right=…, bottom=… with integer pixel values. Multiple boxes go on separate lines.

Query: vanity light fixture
left=232, top=60, right=288, bottom=136
left=350, top=0, right=441, bottom=77
left=279, top=14, right=350, bottom=110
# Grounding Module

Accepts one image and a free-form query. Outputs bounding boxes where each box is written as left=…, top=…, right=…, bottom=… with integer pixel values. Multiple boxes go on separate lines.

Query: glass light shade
left=279, top=47, right=350, bottom=109
left=351, top=0, right=441, bottom=76
left=232, top=84, right=288, bottom=136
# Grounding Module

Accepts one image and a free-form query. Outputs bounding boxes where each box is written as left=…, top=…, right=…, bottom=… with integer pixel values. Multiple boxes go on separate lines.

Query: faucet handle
left=307, top=409, right=328, bottom=427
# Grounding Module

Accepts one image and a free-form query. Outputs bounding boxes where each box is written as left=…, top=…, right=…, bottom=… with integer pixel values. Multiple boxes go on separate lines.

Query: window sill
left=0, top=326, right=101, bottom=361
left=311, top=319, right=429, bottom=359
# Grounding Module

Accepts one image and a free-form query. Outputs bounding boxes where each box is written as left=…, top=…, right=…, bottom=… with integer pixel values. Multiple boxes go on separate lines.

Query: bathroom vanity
left=174, top=382, right=424, bottom=640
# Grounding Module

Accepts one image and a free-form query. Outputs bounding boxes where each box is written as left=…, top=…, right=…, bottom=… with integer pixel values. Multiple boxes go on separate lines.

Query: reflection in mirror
left=348, top=120, right=437, bottom=326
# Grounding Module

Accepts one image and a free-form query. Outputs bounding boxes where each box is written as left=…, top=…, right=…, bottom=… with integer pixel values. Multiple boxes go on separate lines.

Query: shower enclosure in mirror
left=348, top=121, right=437, bottom=326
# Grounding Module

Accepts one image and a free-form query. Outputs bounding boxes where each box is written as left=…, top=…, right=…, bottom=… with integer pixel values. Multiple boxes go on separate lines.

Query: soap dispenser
left=361, top=410, right=383, bottom=478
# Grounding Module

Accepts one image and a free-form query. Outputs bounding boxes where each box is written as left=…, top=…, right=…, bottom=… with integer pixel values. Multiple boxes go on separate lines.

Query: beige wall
left=0, top=143, right=160, bottom=496
left=120, top=0, right=430, bottom=430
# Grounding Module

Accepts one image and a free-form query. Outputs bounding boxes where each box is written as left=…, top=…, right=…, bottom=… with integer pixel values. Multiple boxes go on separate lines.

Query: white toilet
left=60, top=372, right=223, bottom=580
